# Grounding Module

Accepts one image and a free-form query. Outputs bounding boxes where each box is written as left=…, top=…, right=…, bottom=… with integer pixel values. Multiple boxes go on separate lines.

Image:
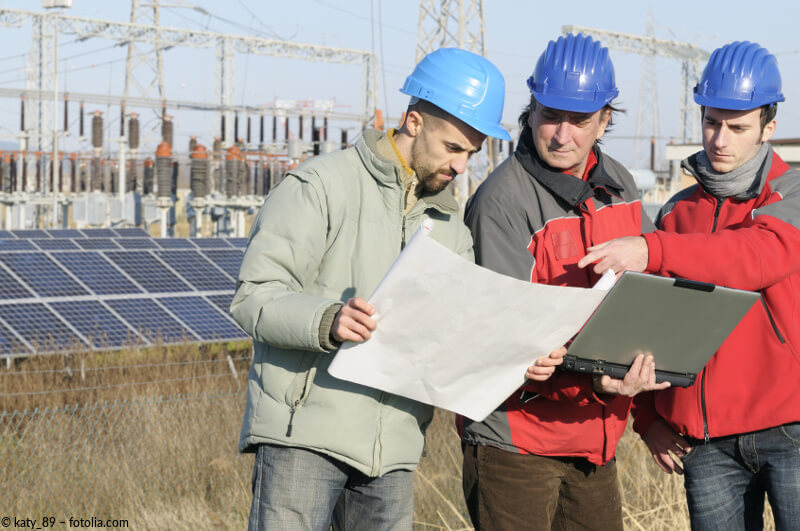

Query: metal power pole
left=27, top=14, right=55, bottom=194
left=633, top=10, right=660, bottom=170
left=216, top=37, right=234, bottom=147
left=416, top=0, right=488, bottom=203
left=416, top=0, right=486, bottom=61
left=125, top=0, right=166, bottom=147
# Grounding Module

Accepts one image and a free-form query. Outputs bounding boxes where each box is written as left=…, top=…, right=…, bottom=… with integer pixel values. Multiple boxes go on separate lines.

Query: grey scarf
left=693, top=142, right=770, bottom=199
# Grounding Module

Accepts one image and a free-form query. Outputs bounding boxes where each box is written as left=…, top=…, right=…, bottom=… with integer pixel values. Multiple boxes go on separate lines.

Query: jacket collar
left=514, top=126, right=624, bottom=208
left=681, top=143, right=775, bottom=200
left=355, top=129, right=460, bottom=215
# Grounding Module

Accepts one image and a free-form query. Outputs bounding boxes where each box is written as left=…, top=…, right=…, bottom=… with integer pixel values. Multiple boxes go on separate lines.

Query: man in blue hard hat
left=580, top=41, right=800, bottom=530
left=459, top=33, right=665, bottom=530
left=231, top=48, right=511, bottom=530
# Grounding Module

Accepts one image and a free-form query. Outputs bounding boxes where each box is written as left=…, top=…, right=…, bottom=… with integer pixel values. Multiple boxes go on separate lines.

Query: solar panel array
left=0, top=228, right=250, bottom=357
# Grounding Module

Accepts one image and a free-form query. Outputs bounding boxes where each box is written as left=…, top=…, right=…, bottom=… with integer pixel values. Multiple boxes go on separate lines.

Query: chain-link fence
left=0, top=389, right=469, bottom=530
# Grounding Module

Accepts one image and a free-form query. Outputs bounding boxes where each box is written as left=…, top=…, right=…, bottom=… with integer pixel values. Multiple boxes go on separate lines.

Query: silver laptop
left=563, top=271, right=760, bottom=387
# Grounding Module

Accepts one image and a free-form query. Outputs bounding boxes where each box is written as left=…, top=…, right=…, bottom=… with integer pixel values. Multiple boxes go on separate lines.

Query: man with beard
left=579, top=40, right=800, bottom=530
left=459, top=33, right=666, bottom=531
left=232, top=47, right=512, bottom=531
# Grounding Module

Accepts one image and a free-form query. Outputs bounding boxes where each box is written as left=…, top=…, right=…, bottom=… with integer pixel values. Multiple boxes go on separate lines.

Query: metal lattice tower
left=124, top=0, right=166, bottom=145
left=416, top=0, right=486, bottom=61
left=216, top=37, right=235, bottom=146
left=633, top=11, right=660, bottom=169
left=562, top=24, right=709, bottom=144
left=416, top=0, right=488, bottom=202
left=25, top=14, right=56, bottom=192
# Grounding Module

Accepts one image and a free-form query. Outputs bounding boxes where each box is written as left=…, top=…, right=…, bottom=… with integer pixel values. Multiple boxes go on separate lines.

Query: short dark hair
left=517, top=95, right=624, bottom=143
left=700, top=103, right=778, bottom=132
left=406, top=98, right=452, bottom=123
left=760, top=103, right=778, bottom=130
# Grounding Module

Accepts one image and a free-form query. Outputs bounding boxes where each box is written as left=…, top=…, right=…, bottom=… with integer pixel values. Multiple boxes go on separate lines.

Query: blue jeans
left=682, top=422, right=800, bottom=531
left=247, top=443, right=414, bottom=531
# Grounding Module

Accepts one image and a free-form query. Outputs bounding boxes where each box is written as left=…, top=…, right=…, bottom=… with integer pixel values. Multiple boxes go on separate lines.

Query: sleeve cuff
left=642, top=231, right=663, bottom=273
left=318, top=302, right=344, bottom=351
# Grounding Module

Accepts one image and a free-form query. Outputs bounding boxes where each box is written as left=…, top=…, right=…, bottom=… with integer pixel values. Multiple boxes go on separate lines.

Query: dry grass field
left=0, top=347, right=775, bottom=530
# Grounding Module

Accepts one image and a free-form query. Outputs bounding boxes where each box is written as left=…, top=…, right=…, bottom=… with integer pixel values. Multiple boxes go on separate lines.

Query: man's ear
left=761, top=119, right=776, bottom=143
left=405, top=110, right=424, bottom=138
left=596, top=108, right=612, bottom=141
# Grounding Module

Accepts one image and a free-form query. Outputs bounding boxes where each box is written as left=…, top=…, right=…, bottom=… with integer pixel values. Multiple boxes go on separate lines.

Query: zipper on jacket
left=700, top=370, right=710, bottom=443
left=286, top=400, right=300, bottom=437
left=699, top=196, right=725, bottom=442
left=284, top=354, right=322, bottom=437
left=710, top=197, right=725, bottom=232
left=401, top=216, right=407, bottom=250
left=372, top=391, right=387, bottom=476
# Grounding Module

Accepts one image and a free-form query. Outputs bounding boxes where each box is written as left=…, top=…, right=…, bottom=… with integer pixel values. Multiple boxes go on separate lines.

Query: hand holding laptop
left=525, top=346, right=568, bottom=381
left=592, top=352, right=671, bottom=397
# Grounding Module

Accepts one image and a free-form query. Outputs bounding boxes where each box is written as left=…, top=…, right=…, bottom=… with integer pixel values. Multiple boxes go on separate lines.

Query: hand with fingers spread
left=525, top=346, right=567, bottom=382
left=330, top=297, right=377, bottom=344
left=643, top=418, right=691, bottom=474
left=592, top=353, right=671, bottom=397
left=577, top=236, right=648, bottom=277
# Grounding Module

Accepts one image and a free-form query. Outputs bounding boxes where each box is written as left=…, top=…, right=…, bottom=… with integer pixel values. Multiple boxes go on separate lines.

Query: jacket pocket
left=283, top=351, right=323, bottom=407
left=760, top=298, right=785, bottom=344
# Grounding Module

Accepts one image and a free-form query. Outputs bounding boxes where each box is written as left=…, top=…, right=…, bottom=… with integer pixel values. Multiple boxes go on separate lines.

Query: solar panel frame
left=154, top=250, right=234, bottom=291
left=0, top=263, right=36, bottom=300
left=33, top=238, right=81, bottom=251
left=0, top=317, right=32, bottom=355
left=50, top=300, right=146, bottom=348
left=53, top=251, right=143, bottom=295
left=153, top=238, right=197, bottom=249
left=0, top=253, right=89, bottom=298
left=80, top=228, right=118, bottom=238
left=114, top=238, right=159, bottom=250
left=45, top=229, right=84, bottom=238
left=158, top=296, right=248, bottom=341
left=0, top=230, right=16, bottom=239
left=0, top=239, right=38, bottom=252
left=202, top=249, right=244, bottom=279
left=206, top=293, right=234, bottom=315
left=75, top=238, right=121, bottom=250
left=104, top=250, right=193, bottom=293
left=11, top=229, right=50, bottom=239
left=0, top=302, right=88, bottom=352
left=105, top=297, right=199, bottom=343
left=191, top=238, right=233, bottom=249
left=113, top=227, right=150, bottom=238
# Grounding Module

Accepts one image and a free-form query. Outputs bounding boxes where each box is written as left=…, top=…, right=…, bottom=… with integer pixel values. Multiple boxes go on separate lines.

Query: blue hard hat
left=694, top=41, right=784, bottom=110
left=400, top=48, right=511, bottom=141
left=527, top=33, right=619, bottom=113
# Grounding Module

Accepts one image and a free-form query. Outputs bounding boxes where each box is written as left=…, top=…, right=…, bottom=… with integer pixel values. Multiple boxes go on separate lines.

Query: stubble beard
left=419, top=171, right=453, bottom=193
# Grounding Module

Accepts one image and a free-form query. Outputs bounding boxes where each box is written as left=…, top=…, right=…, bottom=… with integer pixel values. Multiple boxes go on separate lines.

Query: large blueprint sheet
left=328, top=225, right=608, bottom=421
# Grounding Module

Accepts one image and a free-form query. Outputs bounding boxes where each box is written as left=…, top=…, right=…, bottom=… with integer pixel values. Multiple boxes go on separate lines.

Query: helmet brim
left=533, top=92, right=613, bottom=114
left=693, top=92, right=785, bottom=111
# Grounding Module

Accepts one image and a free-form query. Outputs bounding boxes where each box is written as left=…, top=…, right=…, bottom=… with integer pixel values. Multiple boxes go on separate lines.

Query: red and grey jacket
left=632, top=146, right=800, bottom=441
left=458, top=127, right=654, bottom=465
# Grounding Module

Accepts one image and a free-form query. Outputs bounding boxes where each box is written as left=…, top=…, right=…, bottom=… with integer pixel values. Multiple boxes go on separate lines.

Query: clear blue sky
left=0, top=0, right=798, bottom=170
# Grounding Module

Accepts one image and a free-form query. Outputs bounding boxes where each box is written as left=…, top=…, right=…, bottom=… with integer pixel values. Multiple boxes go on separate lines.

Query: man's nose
left=553, top=122, right=572, bottom=145
left=450, top=153, right=468, bottom=175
